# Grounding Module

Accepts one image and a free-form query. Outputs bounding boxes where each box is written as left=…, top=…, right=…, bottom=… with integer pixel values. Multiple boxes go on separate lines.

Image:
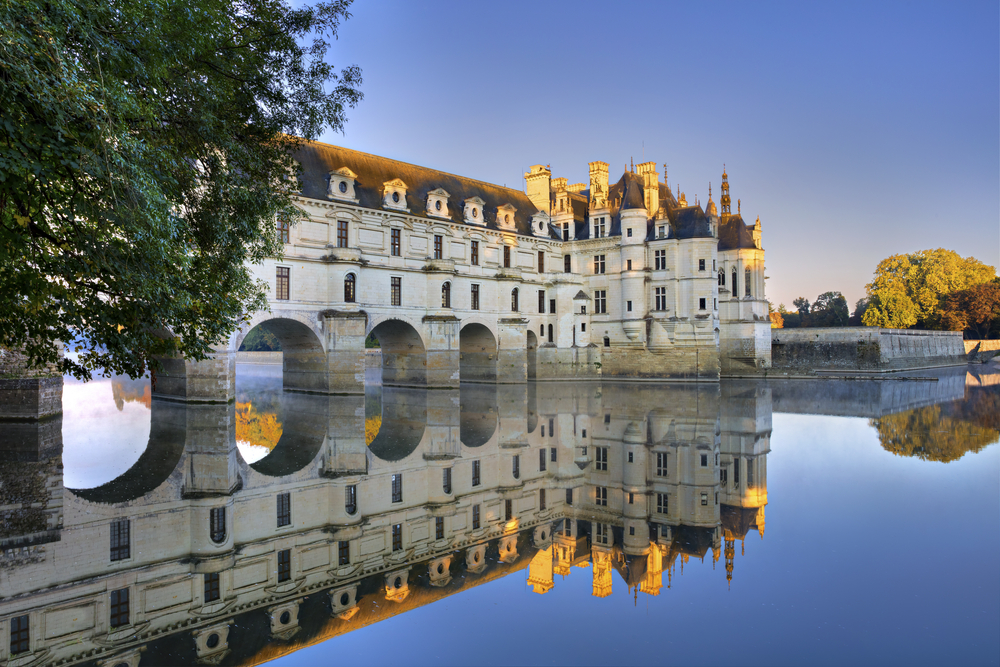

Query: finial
left=738, top=199, right=741, bottom=215
left=709, top=182, right=712, bottom=198
left=663, top=163, right=668, bottom=184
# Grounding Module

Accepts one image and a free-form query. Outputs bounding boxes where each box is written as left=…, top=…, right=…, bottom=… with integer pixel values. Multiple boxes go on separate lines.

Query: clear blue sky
left=319, top=0, right=999, bottom=310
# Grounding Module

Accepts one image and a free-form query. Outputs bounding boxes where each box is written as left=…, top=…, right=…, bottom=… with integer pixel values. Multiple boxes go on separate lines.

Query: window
left=581, top=323, right=586, bottom=332
left=549, top=299, right=556, bottom=314
left=655, top=249, right=666, bottom=270
left=210, top=507, right=226, bottom=544
left=629, top=526, right=635, bottom=536
left=538, top=290, right=545, bottom=314
left=565, top=488, right=573, bottom=505
left=443, top=467, right=452, bottom=494
left=596, top=486, right=608, bottom=507
left=603, top=336, right=610, bottom=347
left=204, top=572, right=220, bottom=602
left=339, top=540, right=350, bottom=565
left=511, top=288, right=519, bottom=312
left=346, top=485, right=357, bottom=515
left=562, top=223, right=569, bottom=241
left=392, top=524, right=402, bottom=551
left=548, top=418, right=554, bottom=435
left=391, top=473, right=403, bottom=503
left=10, top=615, right=29, bottom=655
left=627, top=259, right=632, bottom=271
left=604, top=413, right=611, bottom=424
left=626, top=300, right=632, bottom=312
left=472, top=460, right=481, bottom=487
left=656, top=452, right=668, bottom=477
left=512, top=455, right=520, bottom=479
left=627, top=228, right=633, bottom=237
left=435, top=516, right=445, bottom=540
left=593, top=217, right=606, bottom=238
left=505, top=499, right=513, bottom=521
left=595, top=447, right=608, bottom=471
left=391, top=276, right=401, bottom=306
left=277, top=492, right=291, bottom=527
left=594, top=290, right=607, bottom=314
left=732, top=270, right=738, bottom=296
left=701, top=493, right=708, bottom=506
left=655, top=287, right=666, bottom=311
left=277, top=218, right=290, bottom=244
left=658, top=225, right=666, bottom=239
left=699, top=259, right=706, bottom=271
left=471, top=284, right=480, bottom=310
left=441, top=281, right=451, bottom=308
left=700, top=453, right=708, bottom=467
left=390, top=228, right=401, bottom=256
left=538, top=251, right=545, bottom=273
left=338, top=220, right=349, bottom=248
left=594, top=254, right=605, bottom=274
left=564, top=518, right=572, bottom=535
left=539, top=489, right=546, bottom=510
left=733, top=457, right=741, bottom=487
left=718, top=270, right=725, bottom=286
left=628, top=492, right=634, bottom=504
left=110, top=518, right=130, bottom=562
left=628, top=451, right=633, bottom=463
left=745, top=268, right=752, bottom=297
left=344, top=273, right=356, bottom=303
left=110, top=588, right=130, bottom=628
left=471, top=240, right=479, bottom=265
left=503, top=245, right=511, bottom=268
left=595, top=523, right=608, bottom=545
left=472, top=504, right=481, bottom=530
left=275, top=267, right=290, bottom=300
left=277, top=549, right=291, bottom=581
left=564, top=254, right=571, bottom=273
left=547, top=324, right=553, bottom=343
left=550, top=447, right=557, bottom=462
left=699, top=297, right=706, bottom=310
left=434, top=234, right=443, bottom=259
left=657, top=493, right=668, bottom=514
left=721, top=468, right=728, bottom=486
left=747, top=459, right=755, bottom=488
left=539, top=448, right=547, bottom=472
left=339, top=181, right=348, bottom=193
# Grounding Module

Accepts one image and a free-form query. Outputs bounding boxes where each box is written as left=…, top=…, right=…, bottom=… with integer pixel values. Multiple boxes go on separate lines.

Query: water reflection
left=0, top=365, right=996, bottom=666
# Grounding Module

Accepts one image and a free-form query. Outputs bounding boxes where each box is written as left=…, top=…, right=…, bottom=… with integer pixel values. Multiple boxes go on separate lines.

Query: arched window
left=745, top=268, right=752, bottom=297
left=511, top=288, right=519, bottom=312
left=540, top=324, right=544, bottom=337
left=732, top=270, right=738, bottom=297
left=441, top=282, right=451, bottom=308
left=344, top=273, right=356, bottom=303
left=547, top=324, right=553, bottom=343
left=718, top=270, right=725, bottom=286
left=209, top=507, right=226, bottom=544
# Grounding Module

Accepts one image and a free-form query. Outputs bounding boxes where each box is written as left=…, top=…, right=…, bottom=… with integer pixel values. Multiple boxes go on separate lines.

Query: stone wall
left=234, top=351, right=283, bottom=364
left=770, top=327, right=966, bottom=373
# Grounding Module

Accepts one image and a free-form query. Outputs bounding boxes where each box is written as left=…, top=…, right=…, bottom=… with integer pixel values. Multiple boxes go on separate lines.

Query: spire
left=720, top=165, right=731, bottom=222
left=705, top=181, right=718, bottom=217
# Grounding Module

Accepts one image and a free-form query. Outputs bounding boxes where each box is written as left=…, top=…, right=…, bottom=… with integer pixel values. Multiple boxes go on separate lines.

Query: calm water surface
left=2, top=363, right=998, bottom=666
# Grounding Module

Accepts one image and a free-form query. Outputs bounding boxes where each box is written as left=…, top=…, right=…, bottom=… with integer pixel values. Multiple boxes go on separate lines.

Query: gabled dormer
left=382, top=178, right=409, bottom=211
left=328, top=167, right=359, bottom=202
left=530, top=211, right=551, bottom=237
left=427, top=188, right=451, bottom=219
left=463, top=196, right=485, bottom=224
left=496, top=203, right=517, bottom=230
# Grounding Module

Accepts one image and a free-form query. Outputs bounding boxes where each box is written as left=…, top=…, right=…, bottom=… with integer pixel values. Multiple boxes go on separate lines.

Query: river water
left=2, top=363, right=998, bottom=666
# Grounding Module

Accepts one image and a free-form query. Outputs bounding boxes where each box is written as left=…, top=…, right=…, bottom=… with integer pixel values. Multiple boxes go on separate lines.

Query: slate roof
left=721, top=504, right=762, bottom=540
left=717, top=214, right=757, bottom=251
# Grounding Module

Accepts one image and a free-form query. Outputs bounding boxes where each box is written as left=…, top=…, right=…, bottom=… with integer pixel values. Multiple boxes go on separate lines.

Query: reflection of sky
left=275, top=413, right=999, bottom=667
left=62, top=377, right=150, bottom=489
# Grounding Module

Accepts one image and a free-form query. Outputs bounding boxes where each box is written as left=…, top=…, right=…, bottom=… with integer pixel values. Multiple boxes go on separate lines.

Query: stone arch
left=460, top=322, right=497, bottom=383
left=367, top=316, right=428, bottom=388
left=233, top=314, right=328, bottom=393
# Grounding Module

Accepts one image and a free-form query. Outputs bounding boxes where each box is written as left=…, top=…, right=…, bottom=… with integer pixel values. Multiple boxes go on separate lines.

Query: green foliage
left=792, top=297, right=810, bottom=315
left=239, top=327, right=282, bottom=352
left=0, top=0, right=362, bottom=379
left=809, top=291, right=849, bottom=327
left=849, top=297, right=869, bottom=326
left=365, top=333, right=380, bottom=349
left=862, top=249, right=996, bottom=330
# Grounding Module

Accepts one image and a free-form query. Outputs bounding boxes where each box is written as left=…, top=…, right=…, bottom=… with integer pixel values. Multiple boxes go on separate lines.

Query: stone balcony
left=321, top=246, right=363, bottom=263
left=494, top=267, right=522, bottom=280
left=423, top=258, right=457, bottom=273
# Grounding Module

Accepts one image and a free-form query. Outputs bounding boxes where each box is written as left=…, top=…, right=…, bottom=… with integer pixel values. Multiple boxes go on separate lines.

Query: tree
left=792, top=297, right=810, bottom=315
left=849, top=297, right=869, bottom=326
left=239, top=327, right=282, bottom=352
left=862, top=249, right=996, bottom=330
left=769, top=311, right=784, bottom=329
left=939, top=279, right=1000, bottom=339
left=1, top=0, right=362, bottom=380
left=809, top=291, right=849, bottom=327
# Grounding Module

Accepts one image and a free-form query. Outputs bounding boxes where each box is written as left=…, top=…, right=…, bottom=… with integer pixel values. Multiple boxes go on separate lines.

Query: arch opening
left=460, top=323, right=497, bottom=383
left=368, top=319, right=427, bottom=388
left=526, top=330, right=538, bottom=379
left=238, top=318, right=326, bottom=393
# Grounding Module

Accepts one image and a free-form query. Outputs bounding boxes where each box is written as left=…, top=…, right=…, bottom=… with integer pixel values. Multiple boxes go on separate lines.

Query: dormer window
left=382, top=179, right=408, bottom=211
left=497, top=204, right=517, bottom=230
left=531, top=211, right=550, bottom=237
left=328, top=167, right=359, bottom=202
left=427, top=188, right=450, bottom=219
left=463, top=196, right=485, bottom=225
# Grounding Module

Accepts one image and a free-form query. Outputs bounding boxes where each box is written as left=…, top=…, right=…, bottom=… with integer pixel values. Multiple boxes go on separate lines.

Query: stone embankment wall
left=0, top=347, right=63, bottom=420
left=770, top=328, right=967, bottom=373
left=964, top=340, right=1000, bottom=354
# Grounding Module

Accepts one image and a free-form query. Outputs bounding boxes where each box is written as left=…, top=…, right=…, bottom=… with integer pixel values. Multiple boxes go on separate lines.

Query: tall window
left=390, top=228, right=401, bottom=256
left=538, top=290, right=545, bottom=314
left=344, top=273, right=356, bottom=303
left=110, top=518, right=130, bottom=562
left=594, top=290, right=607, bottom=314
left=435, top=516, right=445, bottom=540
left=434, top=234, right=443, bottom=259
left=471, top=284, right=480, bottom=310
left=627, top=260, right=633, bottom=271
left=658, top=225, right=666, bottom=239
left=441, top=282, right=451, bottom=308
left=595, top=486, right=608, bottom=507
left=547, top=324, right=553, bottom=343
left=390, top=277, right=401, bottom=306
left=277, top=218, right=290, bottom=244
left=655, top=249, right=666, bottom=270
left=564, top=254, right=571, bottom=273
left=204, top=572, right=220, bottom=602
left=277, top=492, right=291, bottom=527
left=472, top=459, right=481, bottom=486
left=472, top=504, right=481, bottom=530
left=338, top=220, right=349, bottom=248
left=470, top=240, right=479, bottom=265
left=595, top=447, right=608, bottom=471
left=721, top=467, right=728, bottom=486
left=700, top=453, right=709, bottom=467
left=275, top=267, right=290, bottom=300
left=657, top=493, right=668, bottom=514
left=655, top=287, right=666, bottom=311
left=345, top=485, right=357, bottom=515
left=277, top=549, right=291, bottom=582
left=732, top=270, right=738, bottom=296
left=505, top=499, right=513, bottom=521
left=593, top=217, right=606, bottom=238
left=566, top=488, right=573, bottom=505
left=339, top=540, right=350, bottom=565
left=699, top=259, right=706, bottom=271
left=537, top=251, right=545, bottom=273
left=747, top=458, right=755, bottom=488
left=734, top=456, right=741, bottom=487
left=745, top=268, right=752, bottom=297
left=718, top=270, right=725, bottom=286
left=562, top=223, right=569, bottom=241
left=503, top=245, right=511, bottom=268
left=9, top=615, right=29, bottom=655
left=539, top=448, right=547, bottom=472
left=391, top=473, right=403, bottom=503
left=549, top=299, right=556, bottom=314
left=512, top=454, right=520, bottom=479
left=539, top=489, right=546, bottom=511
left=511, top=288, right=519, bottom=312
left=443, top=467, right=452, bottom=494
left=564, top=518, right=572, bottom=535
left=548, top=418, right=554, bottom=435
left=595, top=523, right=608, bottom=545
left=392, top=524, right=402, bottom=551
left=699, top=297, right=706, bottom=310
left=656, top=452, right=668, bottom=477
left=210, top=507, right=226, bottom=544
left=550, top=447, right=557, bottom=462
left=110, top=588, right=130, bottom=628
left=594, top=254, right=605, bottom=274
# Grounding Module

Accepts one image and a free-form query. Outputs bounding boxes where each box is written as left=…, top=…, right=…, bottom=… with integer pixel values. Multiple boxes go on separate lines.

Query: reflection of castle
left=0, top=382, right=771, bottom=666
left=111, top=377, right=152, bottom=411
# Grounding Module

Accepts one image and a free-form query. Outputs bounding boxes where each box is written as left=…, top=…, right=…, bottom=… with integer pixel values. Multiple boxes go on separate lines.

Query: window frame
left=275, top=266, right=290, bottom=301
left=390, top=228, right=401, bottom=256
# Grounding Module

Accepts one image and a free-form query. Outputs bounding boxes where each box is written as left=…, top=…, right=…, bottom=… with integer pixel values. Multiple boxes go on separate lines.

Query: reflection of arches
left=460, top=323, right=497, bottom=383
left=236, top=317, right=327, bottom=393
left=368, top=387, right=426, bottom=461
left=460, top=384, right=497, bottom=447
left=246, top=392, right=328, bottom=477
left=526, top=330, right=538, bottom=379
left=368, top=318, right=427, bottom=388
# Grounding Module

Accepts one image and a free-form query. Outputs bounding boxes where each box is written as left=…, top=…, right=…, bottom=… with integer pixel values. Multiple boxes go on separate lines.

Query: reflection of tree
left=235, top=402, right=283, bottom=451
left=366, top=416, right=381, bottom=446
left=871, top=387, right=999, bottom=462
left=111, top=378, right=151, bottom=411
